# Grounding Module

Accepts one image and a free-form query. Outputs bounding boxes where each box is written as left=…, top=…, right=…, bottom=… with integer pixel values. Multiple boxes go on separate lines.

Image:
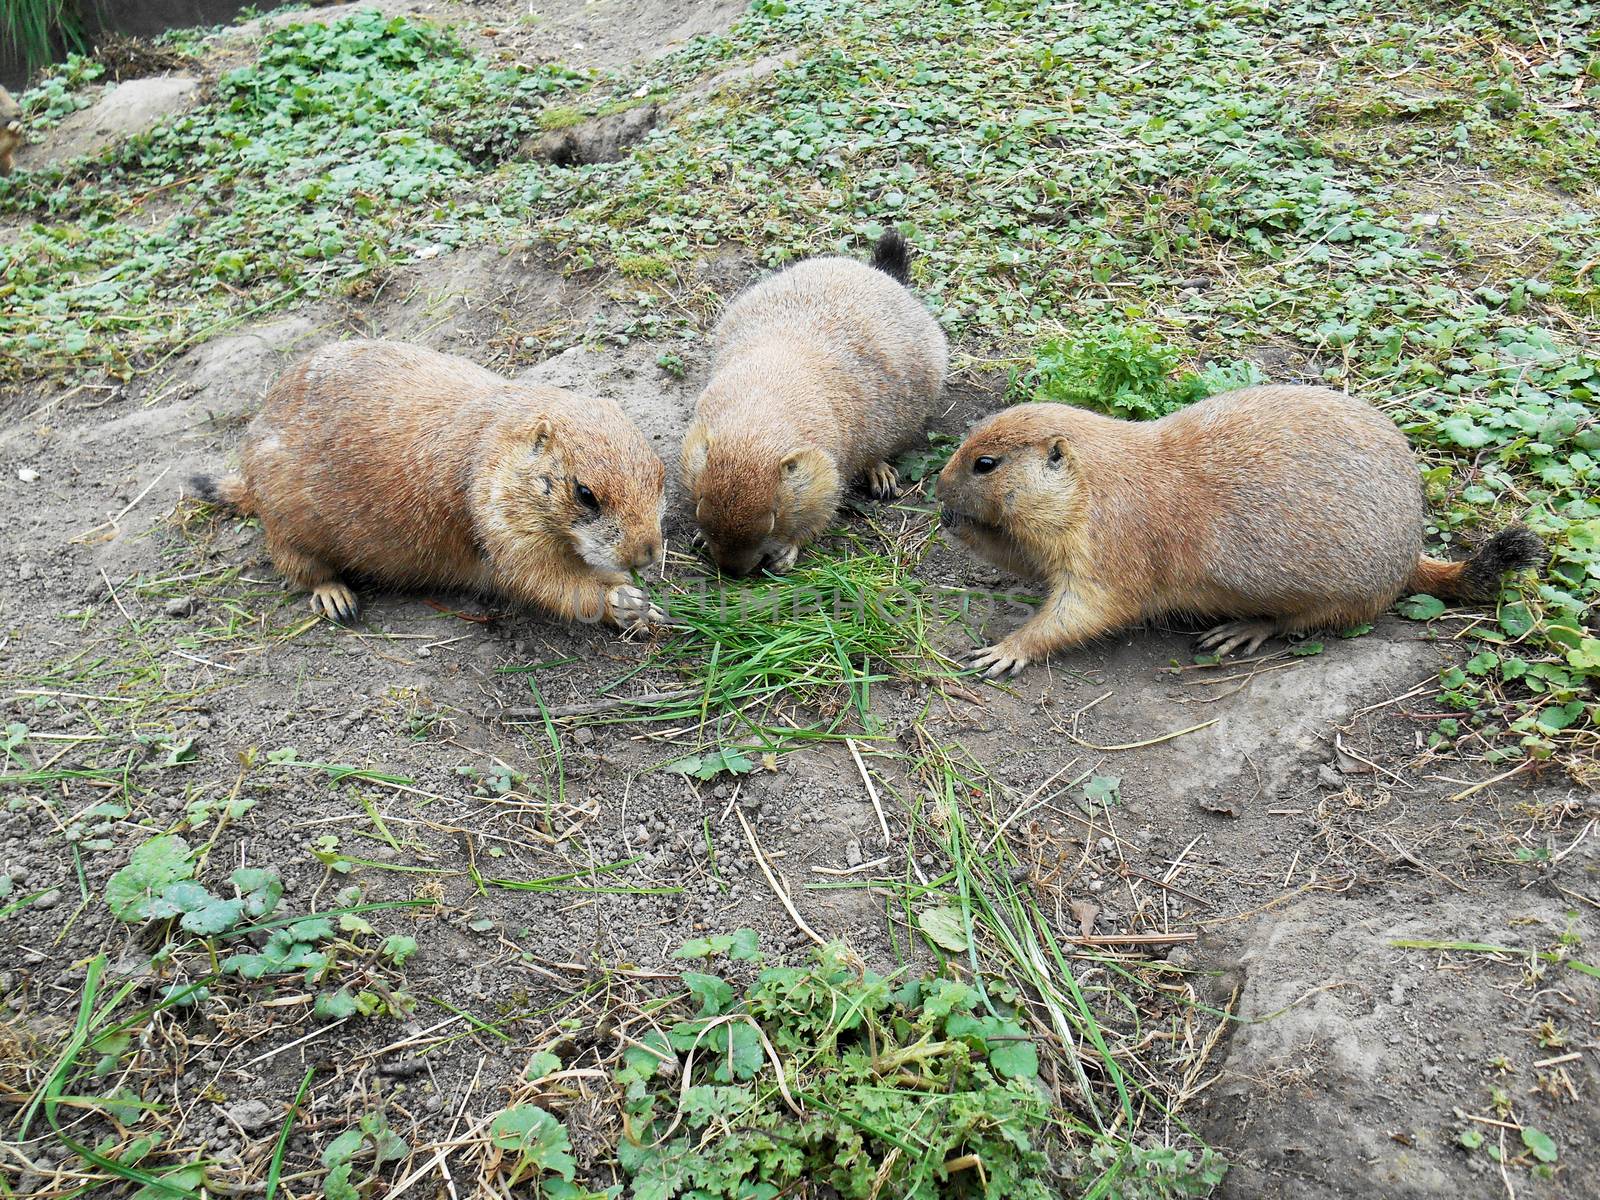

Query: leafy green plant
left=1008, top=324, right=1263, bottom=421
left=663, top=746, right=757, bottom=779
left=104, top=835, right=283, bottom=935
left=614, top=939, right=1058, bottom=1199
left=321, top=1112, right=409, bottom=1200
left=486, top=1104, right=579, bottom=1192
left=896, top=430, right=961, bottom=484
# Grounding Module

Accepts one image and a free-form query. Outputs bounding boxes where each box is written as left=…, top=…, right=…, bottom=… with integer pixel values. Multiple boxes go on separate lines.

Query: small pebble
left=33, top=888, right=61, bottom=910
left=845, top=839, right=862, bottom=867
left=17, top=468, right=39, bottom=482
left=225, top=1099, right=275, bottom=1133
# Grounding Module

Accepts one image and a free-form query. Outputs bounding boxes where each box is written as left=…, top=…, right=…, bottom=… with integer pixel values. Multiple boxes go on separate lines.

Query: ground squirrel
left=0, top=87, right=22, bottom=175
left=192, top=340, right=667, bottom=628
left=682, top=232, right=947, bottom=576
left=936, top=385, right=1544, bottom=676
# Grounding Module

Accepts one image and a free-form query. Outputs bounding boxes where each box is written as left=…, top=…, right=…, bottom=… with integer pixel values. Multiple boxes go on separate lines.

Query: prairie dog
left=0, top=87, right=21, bottom=175
left=936, top=386, right=1543, bottom=676
left=193, top=340, right=666, bottom=628
left=682, top=232, right=947, bottom=576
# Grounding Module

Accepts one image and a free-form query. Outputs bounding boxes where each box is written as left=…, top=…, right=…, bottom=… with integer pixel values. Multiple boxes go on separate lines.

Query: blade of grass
left=264, top=1068, right=314, bottom=1200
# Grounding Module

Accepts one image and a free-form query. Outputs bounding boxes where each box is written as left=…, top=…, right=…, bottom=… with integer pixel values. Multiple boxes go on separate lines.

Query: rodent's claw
left=607, top=584, right=666, bottom=630
left=968, top=642, right=1029, bottom=679
left=310, top=582, right=360, bottom=624
left=765, top=543, right=800, bottom=574
left=864, top=461, right=902, bottom=502
left=1197, top=619, right=1277, bottom=658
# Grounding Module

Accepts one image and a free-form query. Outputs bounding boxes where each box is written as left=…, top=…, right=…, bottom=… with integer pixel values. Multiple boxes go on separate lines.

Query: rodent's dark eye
left=972, top=456, right=1001, bottom=475
left=574, top=482, right=601, bottom=512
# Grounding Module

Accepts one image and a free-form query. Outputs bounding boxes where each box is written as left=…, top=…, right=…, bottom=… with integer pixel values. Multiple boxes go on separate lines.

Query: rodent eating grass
left=192, top=340, right=667, bottom=630
left=682, top=231, right=948, bottom=576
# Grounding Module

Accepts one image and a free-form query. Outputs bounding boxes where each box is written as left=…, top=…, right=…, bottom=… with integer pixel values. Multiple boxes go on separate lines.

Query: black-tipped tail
left=189, top=473, right=256, bottom=516
left=1406, top=525, right=1544, bottom=602
left=869, top=230, right=911, bottom=285
left=1458, top=525, right=1545, bottom=598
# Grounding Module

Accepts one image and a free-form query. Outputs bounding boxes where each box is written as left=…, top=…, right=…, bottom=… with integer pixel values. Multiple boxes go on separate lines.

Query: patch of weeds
left=895, top=430, right=961, bottom=484
left=1, top=10, right=582, bottom=382
left=536, top=104, right=587, bottom=131
left=16, top=49, right=102, bottom=124
left=320, top=1111, right=409, bottom=1200
left=891, top=738, right=1227, bottom=1195
left=663, top=746, right=758, bottom=780
left=616, top=251, right=672, bottom=278
left=484, top=1104, right=586, bottom=1195
left=104, top=833, right=281, bottom=935
left=1007, top=324, right=1263, bottom=421
left=612, top=938, right=1058, bottom=1198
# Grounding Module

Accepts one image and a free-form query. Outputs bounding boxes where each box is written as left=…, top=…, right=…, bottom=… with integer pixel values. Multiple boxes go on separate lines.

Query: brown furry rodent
left=192, top=340, right=667, bottom=628
left=682, top=232, right=947, bottom=576
left=0, top=87, right=22, bottom=176
left=937, top=385, right=1544, bottom=676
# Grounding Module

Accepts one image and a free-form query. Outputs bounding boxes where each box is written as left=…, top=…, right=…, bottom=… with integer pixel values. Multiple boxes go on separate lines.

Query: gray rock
left=164, top=596, right=198, bottom=618
left=225, top=1099, right=275, bottom=1133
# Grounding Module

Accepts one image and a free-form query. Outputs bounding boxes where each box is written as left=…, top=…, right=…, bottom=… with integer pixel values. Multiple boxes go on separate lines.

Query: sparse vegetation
left=3, top=1, right=1597, bottom=1197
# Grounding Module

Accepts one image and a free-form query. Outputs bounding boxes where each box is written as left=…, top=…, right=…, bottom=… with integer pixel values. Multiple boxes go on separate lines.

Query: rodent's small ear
left=681, top=423, right=711, bottom=484
left=780, top=446, right=825, bottom=476
left=528, top=418, right=555, bottom=456
left=1046, top=437, right=1071, bottom=469
left=779, top=447, right=839, bottom=502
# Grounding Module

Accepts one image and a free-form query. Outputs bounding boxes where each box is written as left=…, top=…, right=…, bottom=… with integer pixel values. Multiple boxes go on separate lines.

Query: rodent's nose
left=716, top=550, right=761, bottom=578
left=631, top=541, right=661, bottom=570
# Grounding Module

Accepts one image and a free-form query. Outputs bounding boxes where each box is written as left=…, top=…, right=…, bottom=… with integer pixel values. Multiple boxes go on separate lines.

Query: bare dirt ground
left=1, top=2, right=1596, bottom=1197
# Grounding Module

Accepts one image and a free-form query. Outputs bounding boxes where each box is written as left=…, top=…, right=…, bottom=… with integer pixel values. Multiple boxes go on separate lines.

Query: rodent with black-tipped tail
left=682, top=230, right=948, bottom=576
left=936, top=385, right=1545, bottom=677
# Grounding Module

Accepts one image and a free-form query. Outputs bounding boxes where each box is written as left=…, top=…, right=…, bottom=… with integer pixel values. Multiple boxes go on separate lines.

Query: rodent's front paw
left=764, top=542, right=800, bottom=573
left=607, top=584, right=665, bottom=630
left=967, top=639, right=1030, bottom=679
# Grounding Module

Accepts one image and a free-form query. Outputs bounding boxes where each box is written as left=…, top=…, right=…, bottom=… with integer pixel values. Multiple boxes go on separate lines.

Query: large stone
left=22, top=75, right=199, bottom=168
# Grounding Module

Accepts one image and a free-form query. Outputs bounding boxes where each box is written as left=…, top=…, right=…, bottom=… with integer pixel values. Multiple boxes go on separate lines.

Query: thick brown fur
left=0, top=87, right=22, bottom=176
left=936, top=385, right=1542, bottom=675
left=195, top=340, right=666, bottom=626
left=683, top=236, right=947, bottom=576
